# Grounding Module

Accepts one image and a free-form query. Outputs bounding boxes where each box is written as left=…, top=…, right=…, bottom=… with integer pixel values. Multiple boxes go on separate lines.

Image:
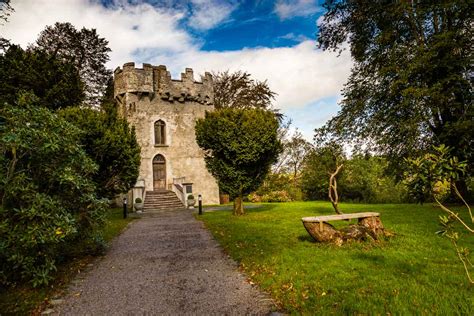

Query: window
left=186, top=185, right=193, bottom=193
left=154, top=120, right=166, bottom=145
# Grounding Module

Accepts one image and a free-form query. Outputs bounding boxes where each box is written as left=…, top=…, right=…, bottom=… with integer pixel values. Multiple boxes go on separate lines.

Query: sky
left=1, top=0, right=352, bottom=140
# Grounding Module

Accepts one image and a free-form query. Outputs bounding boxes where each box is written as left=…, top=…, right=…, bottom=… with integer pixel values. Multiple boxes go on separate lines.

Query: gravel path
left=53, top=209, right=275, bottom=315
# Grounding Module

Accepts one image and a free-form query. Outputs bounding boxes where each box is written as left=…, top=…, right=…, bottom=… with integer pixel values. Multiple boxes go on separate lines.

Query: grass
left=0, top=207, right=134, bottom=315
left=198, top=201, right=474, bottom=314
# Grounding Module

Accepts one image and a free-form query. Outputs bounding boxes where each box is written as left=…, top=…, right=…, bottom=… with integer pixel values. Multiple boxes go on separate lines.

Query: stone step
left=144, top=203, right=184, bottom=208
left=144, top=207, right=184, bottom=211
left=144, top=200, right=182, bottom=204
left=143, top=190, right=184, bottom=211
left=144, top=205, right=184, bottom=209
left=145, top=196, right=178, bottom=201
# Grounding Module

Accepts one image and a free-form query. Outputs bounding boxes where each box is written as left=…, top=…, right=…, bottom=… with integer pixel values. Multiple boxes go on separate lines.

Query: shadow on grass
left=297, top=234, right=315, bottom=243
left=203, top=203, right=273, bottom=213
left=244, top=203, right=278, bottom=213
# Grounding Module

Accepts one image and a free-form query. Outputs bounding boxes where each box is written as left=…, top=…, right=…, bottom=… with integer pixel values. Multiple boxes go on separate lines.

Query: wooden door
left=153, top=155, right=166, bottom=190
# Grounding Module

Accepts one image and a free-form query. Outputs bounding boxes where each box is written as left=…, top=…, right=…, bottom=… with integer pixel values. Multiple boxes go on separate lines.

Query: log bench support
left=302, top=212, right=384, bottom=243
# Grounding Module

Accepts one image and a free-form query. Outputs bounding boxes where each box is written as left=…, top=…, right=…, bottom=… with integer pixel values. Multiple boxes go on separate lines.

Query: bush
left=59, top=107, right=140, bottom=200
left=187, top=194, right=195, bottom=200
left=135, top=198, right=142, bottom=204
left=0, top=97, right=107, bottom=286
left=250, top=191, right=292, bottom=203
left=248, top=193, right=262, bottom=203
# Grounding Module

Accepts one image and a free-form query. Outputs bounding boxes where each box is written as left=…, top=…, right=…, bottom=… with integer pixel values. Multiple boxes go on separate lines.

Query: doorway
left=153, top=154, right=166, bottom=190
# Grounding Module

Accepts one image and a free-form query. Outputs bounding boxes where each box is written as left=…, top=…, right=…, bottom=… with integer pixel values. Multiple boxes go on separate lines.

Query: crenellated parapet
left=114, top=62, right=213, bottom=106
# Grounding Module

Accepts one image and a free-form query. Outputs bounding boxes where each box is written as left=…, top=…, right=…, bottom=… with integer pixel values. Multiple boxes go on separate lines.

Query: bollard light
left=198, top=194, right=203, bottom=215
left=123, top=197, right=128, bottom=219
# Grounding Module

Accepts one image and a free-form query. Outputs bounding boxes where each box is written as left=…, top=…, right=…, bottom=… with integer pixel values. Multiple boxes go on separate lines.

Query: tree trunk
left=358, top=216, right=385, bottom=238
left=453, top=178, right=470, bottom=203
left=329, top=164, right=343, bottom=214
left=233, top=195, right=244, bottom=215
left=302, top=221, right=340, bottom=242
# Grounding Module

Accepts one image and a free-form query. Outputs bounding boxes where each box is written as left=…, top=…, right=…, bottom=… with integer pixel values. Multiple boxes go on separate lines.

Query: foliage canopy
left=195, top=108, right=282, bottom=215
left=0, top=95, right=107, bottom=286
left=34, top=22, right=112, bottom=107
left=0, top=45, right=84, bottom=110
left=60, top=107, right=141, bottom=199
left=212, top=70, right=278, bottom=113
left=404, top=145, right=473, bottom=283
left=317, top=0, right=473, bottom=177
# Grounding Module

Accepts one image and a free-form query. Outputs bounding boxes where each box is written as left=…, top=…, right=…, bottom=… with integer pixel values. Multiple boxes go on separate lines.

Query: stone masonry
left=114, top=62, right=220, bottom=205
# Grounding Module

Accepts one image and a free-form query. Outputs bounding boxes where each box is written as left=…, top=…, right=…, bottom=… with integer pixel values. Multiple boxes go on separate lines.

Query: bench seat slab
left=302, top=212, right=380, bottom=223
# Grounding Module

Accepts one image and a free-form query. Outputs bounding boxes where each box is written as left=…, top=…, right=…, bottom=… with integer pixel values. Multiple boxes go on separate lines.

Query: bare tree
left=328, top=164, right=343, bottom=214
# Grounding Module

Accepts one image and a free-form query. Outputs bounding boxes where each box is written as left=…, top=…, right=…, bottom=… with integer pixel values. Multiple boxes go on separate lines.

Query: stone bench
left=302, top=212, right=384, bottom=242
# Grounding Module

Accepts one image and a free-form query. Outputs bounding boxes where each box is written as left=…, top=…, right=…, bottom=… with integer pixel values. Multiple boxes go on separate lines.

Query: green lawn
left=0, top=207, right=134, bottom=315
left=198, top=201, right=474, bottom=314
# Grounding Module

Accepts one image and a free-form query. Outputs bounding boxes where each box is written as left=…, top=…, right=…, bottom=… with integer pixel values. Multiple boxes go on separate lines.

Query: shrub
left=188, top=194, right=195, bottom=200
left=261, top=190, right=292, bottom=202
left=248, top=193, right=262, bottom=203
left=135, top=198, right=142, bottom=204
left=0, top=97, right=107, bottom=286
left=59, top=107, right=140, bottom=200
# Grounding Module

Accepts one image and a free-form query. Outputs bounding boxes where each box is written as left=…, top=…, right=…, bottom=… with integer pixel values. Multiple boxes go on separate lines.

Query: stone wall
left=114, top=62, right=220, bottom=205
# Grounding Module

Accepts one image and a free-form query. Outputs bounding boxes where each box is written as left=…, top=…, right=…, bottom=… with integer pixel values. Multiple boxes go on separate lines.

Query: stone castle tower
left=114, top=62, right=220, bottom=206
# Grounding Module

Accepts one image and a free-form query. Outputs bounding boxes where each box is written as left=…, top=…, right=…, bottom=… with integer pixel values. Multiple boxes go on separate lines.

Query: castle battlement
left=114, top=62, right=213, bottom=105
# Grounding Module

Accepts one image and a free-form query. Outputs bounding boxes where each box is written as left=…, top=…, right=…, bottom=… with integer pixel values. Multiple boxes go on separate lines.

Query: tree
left=341, top=155, right=407, bottom=203
left=59, top=106, right=141, bottom=200
left=0, top=45, right=84, bottom=109
left=317, top=1, right=473, bottom=183
left=0, top=0, right=13, bottom=51
left=0, top=0, right=13, bottom=23
left=276, top=130, right=312, bottom=184
left=195, top=108, right=282, bottom=215
left=301, top=141, right=345, bottom=201
left=328, top=163, right=343, bottom=214
left=0, top=94, right=107, bottom=286
left=212, top=70, right=278, bottom=112
left=404, top=145, right=473, bottom=283
left=34, top=22, right=112, bottom=107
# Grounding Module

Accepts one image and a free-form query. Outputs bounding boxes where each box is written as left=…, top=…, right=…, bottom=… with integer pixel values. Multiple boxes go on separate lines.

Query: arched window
left=154, top=120, right=166, bottom=145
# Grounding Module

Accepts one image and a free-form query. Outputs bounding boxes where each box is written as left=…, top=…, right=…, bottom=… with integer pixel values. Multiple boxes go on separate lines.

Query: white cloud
left=274, top=0, right=320, bottom=20
left=2, top=0, right=194, bottom=66
left=279, top=32, right=310, bottom=43
left=1, top=0, right=352, bottom=137
left=187, top=0, right=237, bottom=31
left=146, top=40, right=351, bottom=111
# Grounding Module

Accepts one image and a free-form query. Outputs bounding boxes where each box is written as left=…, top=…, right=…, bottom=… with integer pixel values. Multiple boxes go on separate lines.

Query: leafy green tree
left=302, top=146, right=408, bottom=203
left=316, top=1, right=473, bottom=184
left=34, top=22, right=112, bottom=106
left=0, top=45, right=84, bottom=109
left=404, top=145, right=473, bottom=283
left=0, top=0, right=13, bottom=50
left=275, top=130, right=312, bottom=183
left=195, top=108, right=282, bottom=215
left=60, top=107, right=141, bottom=200
left=301, top=142, right=345, bottom=201
left=213, top=70, right=277, bottom=110
left=341, top=155, right=407, bottom=203
left=0, top=94, right=107, bottom=286
left=0, top=0, right=13, bottom=23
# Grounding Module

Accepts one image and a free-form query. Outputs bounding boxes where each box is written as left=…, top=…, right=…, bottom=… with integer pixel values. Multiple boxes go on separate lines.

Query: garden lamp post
left=123, top=197, right=128, bottom=219
left=198, top=194, right=203, bottom=215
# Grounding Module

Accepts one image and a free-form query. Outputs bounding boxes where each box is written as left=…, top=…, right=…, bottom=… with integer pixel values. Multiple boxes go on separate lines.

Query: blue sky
left=194, top=1, right=321, bottom=51
left=1, top=0, right=352, bottom=140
